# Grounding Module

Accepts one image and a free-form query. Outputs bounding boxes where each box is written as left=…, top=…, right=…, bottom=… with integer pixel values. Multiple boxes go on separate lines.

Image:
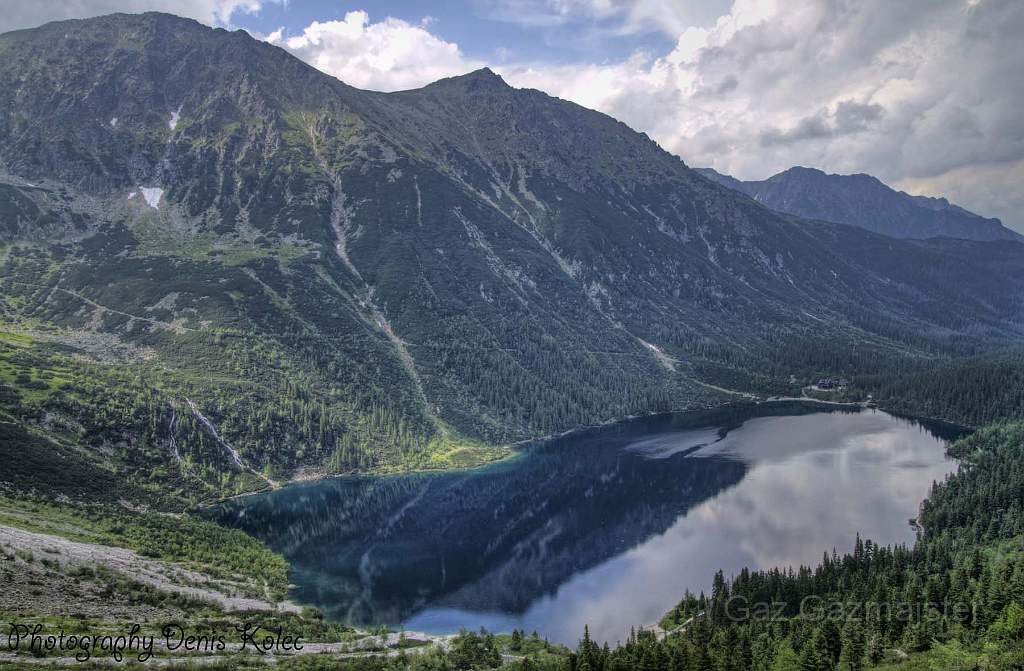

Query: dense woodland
left=0, top=323, right=510, bottom=507
left=696, top=334, right=1024, bottom=430
left=856, top=352, right=1024, bottom=427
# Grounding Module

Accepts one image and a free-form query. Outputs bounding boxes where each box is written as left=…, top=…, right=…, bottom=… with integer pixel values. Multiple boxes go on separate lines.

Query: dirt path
left=8, top=280, right=197, bottom=334
left=0, top=524, right=299, bottom=614
left=0, top=524, right=468, bottom=666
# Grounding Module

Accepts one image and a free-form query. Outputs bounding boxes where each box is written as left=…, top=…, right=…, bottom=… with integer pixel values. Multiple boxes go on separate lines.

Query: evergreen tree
left=836, top=620, right=865, bottom=671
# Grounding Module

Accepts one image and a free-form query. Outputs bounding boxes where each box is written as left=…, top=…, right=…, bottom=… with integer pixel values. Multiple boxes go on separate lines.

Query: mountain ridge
left=697, top=165, right=1022, bottom=242
left=1, top=12, right=1023, bottom=502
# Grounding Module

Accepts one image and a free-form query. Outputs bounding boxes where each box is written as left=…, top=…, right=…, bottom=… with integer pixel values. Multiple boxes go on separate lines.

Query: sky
left=3, top=0, right=1023, bottom=233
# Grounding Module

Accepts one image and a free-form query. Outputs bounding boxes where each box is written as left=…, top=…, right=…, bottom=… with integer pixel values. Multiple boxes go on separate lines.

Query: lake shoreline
left=208, top=396, right=888, bottom=506
left=212, top=404, right=960, bottom=645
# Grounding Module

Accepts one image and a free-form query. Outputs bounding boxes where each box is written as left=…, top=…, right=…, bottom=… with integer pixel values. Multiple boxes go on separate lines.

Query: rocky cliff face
left=697, top=166, right=1022, bottom=242
left=1, top=13, right=1023, bottom=488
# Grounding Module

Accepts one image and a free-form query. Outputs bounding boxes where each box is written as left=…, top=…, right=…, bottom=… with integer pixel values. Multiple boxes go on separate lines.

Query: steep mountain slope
left=1, top=13, right=1023, bottom=500
left=697, top=166, right=1022, bottom=242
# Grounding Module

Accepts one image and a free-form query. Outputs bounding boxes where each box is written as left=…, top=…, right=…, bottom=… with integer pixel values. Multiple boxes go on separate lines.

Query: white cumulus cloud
left=497, top=0, right=1024, bottom=231
left=267, top=11, right=484, bottom=92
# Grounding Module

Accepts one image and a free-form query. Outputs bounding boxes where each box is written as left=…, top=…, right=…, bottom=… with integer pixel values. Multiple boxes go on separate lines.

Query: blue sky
left=233, top=0, right=686, bottom=66
left=3, top=0, right=1023, bottom=232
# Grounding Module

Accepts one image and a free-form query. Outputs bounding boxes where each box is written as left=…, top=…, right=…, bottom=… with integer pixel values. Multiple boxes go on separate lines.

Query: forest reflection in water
left=212, top=402, right=964, bottom=645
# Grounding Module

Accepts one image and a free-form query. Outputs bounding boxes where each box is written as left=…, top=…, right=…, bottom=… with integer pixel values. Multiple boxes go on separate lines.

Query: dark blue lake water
left=212, top=402, right=964, bottom=645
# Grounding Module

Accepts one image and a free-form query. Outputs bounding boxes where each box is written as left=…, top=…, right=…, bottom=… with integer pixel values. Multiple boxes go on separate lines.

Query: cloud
left=0, top=0, right=267, bottom=33
left=760, top=101, right=884, bottom=146
left=5, top=0, right=1022, bottom=232
left=477, top=0, right=731, bottom=36
left=496, top=0, right=1024, bottom=231
left=267, top=10, right=484, bottom=92
left=267, top=1, right=1022, bottom=230
left=893, top=158, right=1024, bottom=236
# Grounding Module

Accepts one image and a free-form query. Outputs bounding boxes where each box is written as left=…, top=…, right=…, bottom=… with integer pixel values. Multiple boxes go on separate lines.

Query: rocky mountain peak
left=460, top=67, right=506, bottom=83
left=419, top=67, right=509, bottom=93
left=701, top=164, right=1021, bottom=242
left=1, top=11, right=1024, bottom=470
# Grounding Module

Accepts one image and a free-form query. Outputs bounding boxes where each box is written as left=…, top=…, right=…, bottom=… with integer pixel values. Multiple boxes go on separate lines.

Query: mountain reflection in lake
left=211, top=403, right=964, bottom=646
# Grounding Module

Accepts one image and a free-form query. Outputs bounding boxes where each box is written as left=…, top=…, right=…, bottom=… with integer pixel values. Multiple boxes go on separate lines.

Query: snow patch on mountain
left=169, top=105, right=182, bottom=130
left=140, top=187, right=164, bottom=209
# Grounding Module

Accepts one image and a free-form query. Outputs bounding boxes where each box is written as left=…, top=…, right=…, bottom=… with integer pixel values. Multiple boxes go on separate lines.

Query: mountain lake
left=211, top=402, right=966, bottom=645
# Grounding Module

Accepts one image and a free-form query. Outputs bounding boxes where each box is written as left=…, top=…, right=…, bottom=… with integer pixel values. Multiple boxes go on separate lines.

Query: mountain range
left=1, top=12, right=1023, bottom=503
left=697, top=166, right=1022, bottom=242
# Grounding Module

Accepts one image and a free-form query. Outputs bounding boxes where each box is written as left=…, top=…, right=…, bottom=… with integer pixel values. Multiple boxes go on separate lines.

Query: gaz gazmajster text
left=6, top=623, right=304, bottom=663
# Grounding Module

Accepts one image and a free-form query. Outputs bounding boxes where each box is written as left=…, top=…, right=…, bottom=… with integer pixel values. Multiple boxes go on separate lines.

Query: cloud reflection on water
left=406, top=410, right=955, bottom=645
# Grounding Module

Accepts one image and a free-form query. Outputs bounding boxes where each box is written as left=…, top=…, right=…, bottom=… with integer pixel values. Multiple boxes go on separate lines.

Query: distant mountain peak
left=467, top=67, right=502, bottom=79
left=700, top=165, right=1022, bottom=242
left=2, top=11, right=1024, bottom=470
left=783, top=166, right=826, bottom=176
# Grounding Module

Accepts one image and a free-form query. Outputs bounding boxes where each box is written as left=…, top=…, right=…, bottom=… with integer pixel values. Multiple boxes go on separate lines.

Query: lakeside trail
left=640, top=611, right=706, bottom=642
